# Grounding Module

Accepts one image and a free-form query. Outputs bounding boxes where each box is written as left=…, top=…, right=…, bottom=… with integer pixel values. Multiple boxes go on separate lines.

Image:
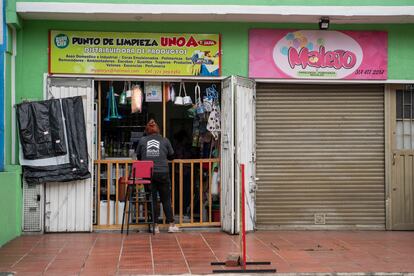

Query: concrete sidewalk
left=0, top=231, right=413, bottom=275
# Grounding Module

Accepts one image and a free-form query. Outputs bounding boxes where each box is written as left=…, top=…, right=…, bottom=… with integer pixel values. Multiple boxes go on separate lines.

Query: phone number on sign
left=355, top=69, right=385, bottom=75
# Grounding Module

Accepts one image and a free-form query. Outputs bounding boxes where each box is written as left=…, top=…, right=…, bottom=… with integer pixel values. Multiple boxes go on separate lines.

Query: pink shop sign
left=249, top=29, right=387, bottom=80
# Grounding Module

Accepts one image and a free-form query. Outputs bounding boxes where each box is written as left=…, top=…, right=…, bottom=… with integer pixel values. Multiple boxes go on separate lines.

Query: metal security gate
left=23, top=180, right=43, bottom=232
left=44, top=78, right=94, bottom=232
left=221, top=76, right=256, bottom=234
left=256, top=84, right=385, bottom=230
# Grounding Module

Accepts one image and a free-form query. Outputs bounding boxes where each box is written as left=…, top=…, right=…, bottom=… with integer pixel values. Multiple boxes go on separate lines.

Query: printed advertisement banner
left=49, top=30, right=221, bottom=76
left=249, top=29, right=387, bottom=80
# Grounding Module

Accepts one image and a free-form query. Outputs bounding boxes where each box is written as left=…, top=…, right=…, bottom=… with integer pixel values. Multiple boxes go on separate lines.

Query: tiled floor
left=1, top=230, right=414, bottom=275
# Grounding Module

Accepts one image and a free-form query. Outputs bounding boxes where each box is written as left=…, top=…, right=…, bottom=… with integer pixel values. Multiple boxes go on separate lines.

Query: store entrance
left=94, top=80, right=222, bottom=230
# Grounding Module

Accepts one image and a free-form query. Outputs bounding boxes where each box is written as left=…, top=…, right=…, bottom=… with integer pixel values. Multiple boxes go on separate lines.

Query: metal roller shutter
left=256, top=84, right=385, bottom=230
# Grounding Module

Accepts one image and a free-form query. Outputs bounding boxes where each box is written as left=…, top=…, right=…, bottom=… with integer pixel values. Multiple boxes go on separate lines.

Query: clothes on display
left=207, top=104, right=221, bottom=140
left=16, top=99, right=67, bottom=160
left=19, top=96, right=91, bottom=184
left=189, top=83, right=221, bottom=148
left=131, top=84, right=143, bottom=113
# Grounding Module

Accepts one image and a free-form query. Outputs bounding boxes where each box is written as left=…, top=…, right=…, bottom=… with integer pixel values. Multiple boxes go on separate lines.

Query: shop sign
left=249, top=29, right=387, bottom=80
left=49, top=30, right=221, bottom=76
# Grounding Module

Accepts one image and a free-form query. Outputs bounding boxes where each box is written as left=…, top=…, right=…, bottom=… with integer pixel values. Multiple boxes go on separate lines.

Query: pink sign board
left=249, top=29, right=387, bottom=80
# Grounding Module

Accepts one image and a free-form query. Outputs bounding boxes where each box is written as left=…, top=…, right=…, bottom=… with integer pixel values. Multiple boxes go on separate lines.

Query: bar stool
left=121, top=160, right=155, bottom=235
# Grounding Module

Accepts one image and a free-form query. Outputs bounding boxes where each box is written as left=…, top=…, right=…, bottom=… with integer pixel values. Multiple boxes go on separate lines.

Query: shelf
left=104, top=125, right=145, bottom=128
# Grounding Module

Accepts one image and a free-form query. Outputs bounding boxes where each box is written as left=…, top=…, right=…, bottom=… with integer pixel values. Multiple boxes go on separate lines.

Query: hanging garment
left=16, top=99, right=67, bottom=160
left=22, top=96, right=91, bottom=184
left=207, top=103, right=221, bottom=140
left=131, top=85, right=143, bottom=113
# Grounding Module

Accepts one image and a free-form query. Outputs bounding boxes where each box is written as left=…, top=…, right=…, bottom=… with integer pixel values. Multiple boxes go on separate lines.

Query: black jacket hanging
left=16, top=99, right=67, bottom=160
left=20, top=96, right=91, bottom=184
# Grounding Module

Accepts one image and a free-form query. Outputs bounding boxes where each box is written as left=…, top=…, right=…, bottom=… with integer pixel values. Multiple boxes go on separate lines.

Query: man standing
left=136, top=119, right=180, bottom=233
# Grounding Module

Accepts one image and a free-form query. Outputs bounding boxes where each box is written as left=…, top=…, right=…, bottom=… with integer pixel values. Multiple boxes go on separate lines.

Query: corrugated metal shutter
left=256, top=84, right=385, bottom=230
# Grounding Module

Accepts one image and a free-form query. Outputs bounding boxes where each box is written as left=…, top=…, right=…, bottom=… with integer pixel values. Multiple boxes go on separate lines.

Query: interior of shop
left=94, top=80, right=222, bottom=226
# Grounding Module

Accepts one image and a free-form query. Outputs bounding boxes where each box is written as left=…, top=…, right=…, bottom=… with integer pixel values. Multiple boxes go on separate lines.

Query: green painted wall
left=0, top=25, right=22, bottom=246
left=8, top=20, right=414, bottom=155
left=0, top=26, right=22, bottom=247
left=0, top=166, right=22, bottom=247
left=6, top=1, right=414, bottom=26
left=14, top=21, right=414, bottom=103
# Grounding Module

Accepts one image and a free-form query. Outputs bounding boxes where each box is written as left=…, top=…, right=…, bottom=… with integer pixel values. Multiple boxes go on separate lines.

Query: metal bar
left=200, top=161, right=203, bottom=223
left=211, top=262, right=272, bottom=266
left=98, top=81, right=102, bottom=160
left=107, top=163, right=111, bottom=225
left=49, top=74, right=225, bottom=82
left=163, top=82, right=166, bottom=137
left=190, top=162, right=194, bottom=223
left=172, top=161, right=175, bottom=216
left=115, top=163, right=119, bottom=224
left=179, top=162, right=183, bottom=224
left=209, top=161, right=212, bottom=223
left=125, top=162, right=129, bottom=223
left=144, top=195, right=148, bottom=223
left=136, top=183, right=139, bottom=224
left=96, top=81, right=102, bottom=226
left=212, top=269, right=276, bottom=273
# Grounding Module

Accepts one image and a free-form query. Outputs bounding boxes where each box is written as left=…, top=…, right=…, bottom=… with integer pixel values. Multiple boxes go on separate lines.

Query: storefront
left=17, top=30, right=255, bottom=234
left=3, top=3, right=414, bottom=240
left=249, top=29, right=414, bottom=230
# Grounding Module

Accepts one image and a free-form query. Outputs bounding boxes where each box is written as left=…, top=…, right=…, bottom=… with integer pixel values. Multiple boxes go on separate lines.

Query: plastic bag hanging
left=204, top=84, right=218, bottom=112
left=104, top=84, right=122, bottom=121
left=131, top=84, right=143, bottom=113
left=211, top=167, right=220, bottom=195
left=195, top=83, right=205, bottom=114
left=182, top=82, right=193, bottom=106
left=174, top=82, right=185, bottom=105
left=119, top=81, right=128, bottom=105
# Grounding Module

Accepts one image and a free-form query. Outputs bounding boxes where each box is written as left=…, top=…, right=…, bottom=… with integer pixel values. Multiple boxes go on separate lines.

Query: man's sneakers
left=151, top=225, right=160, bottom=234
left=168, top=225, right=181, bottom=233
left=151, top=224, right=180, bottom=233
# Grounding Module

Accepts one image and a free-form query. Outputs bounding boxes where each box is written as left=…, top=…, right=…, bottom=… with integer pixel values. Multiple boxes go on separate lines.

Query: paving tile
left=1, top=230, right=414, bottom=274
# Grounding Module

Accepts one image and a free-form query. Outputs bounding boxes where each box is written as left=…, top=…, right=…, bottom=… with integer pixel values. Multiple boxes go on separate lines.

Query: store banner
left=249, top=29, right=387, bottom=80
left=49, top=30, right=221, bottom=76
